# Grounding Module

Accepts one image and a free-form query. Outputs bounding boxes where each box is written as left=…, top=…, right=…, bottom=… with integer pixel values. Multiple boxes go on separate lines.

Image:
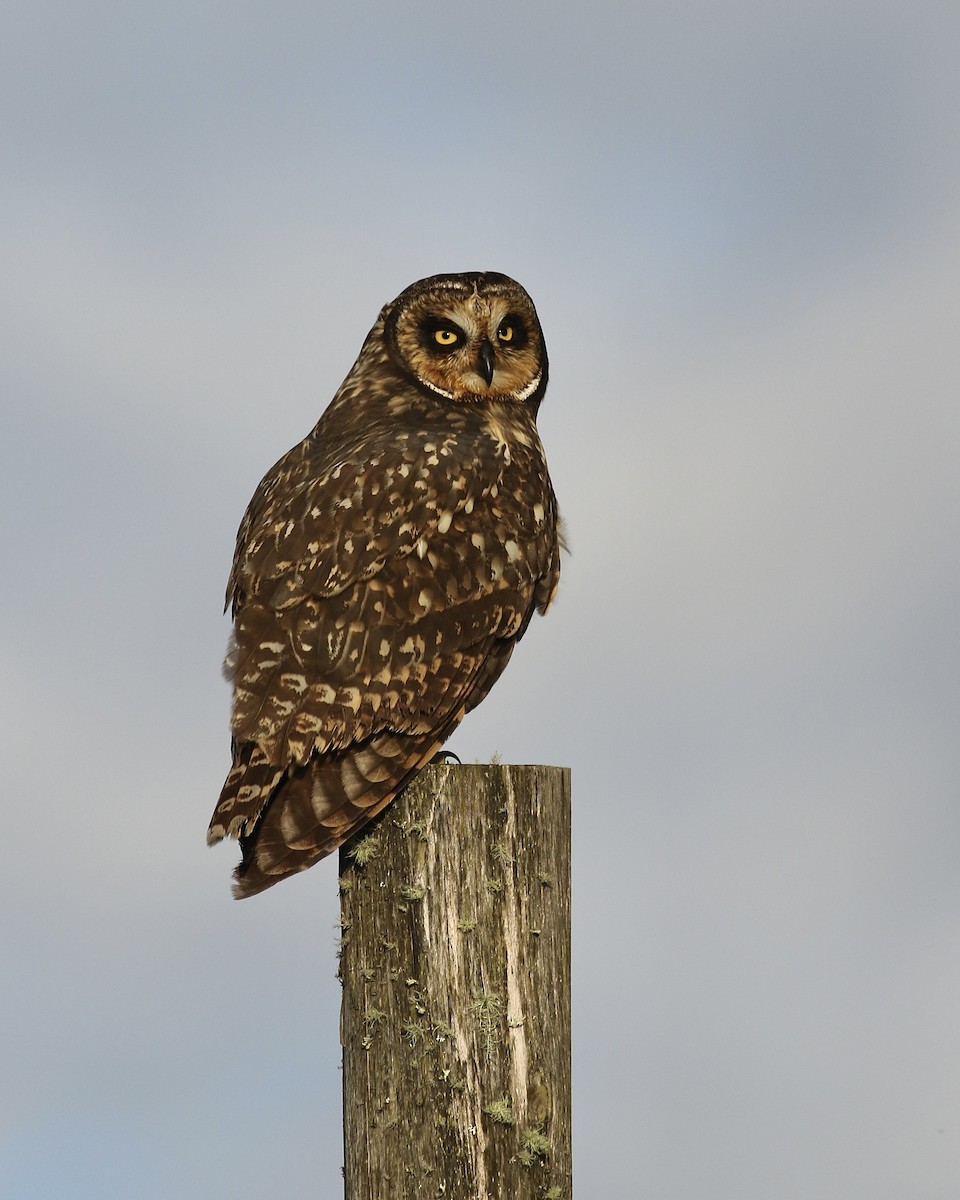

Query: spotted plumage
left=207, top=272, right=560, bottom=897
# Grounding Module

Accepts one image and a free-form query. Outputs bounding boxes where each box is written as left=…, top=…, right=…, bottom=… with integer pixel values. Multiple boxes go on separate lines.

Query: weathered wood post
left=339, top=762, right=571, bottom=1199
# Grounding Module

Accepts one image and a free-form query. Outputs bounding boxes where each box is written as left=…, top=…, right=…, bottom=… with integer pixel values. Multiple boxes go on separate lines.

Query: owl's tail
left=221, top=730, right=451, bottom=899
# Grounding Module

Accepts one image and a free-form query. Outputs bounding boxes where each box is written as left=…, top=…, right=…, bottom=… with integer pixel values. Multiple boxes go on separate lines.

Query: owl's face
left=384, top=272, right=547, bottom=404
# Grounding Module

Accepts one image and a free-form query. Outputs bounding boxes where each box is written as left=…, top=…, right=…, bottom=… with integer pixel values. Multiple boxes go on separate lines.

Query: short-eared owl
left=207, top=272, right=560, bottom=897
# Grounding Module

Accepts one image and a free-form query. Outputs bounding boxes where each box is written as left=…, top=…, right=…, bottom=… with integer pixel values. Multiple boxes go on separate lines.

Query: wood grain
left=339, top=763, right=571, bottom=1199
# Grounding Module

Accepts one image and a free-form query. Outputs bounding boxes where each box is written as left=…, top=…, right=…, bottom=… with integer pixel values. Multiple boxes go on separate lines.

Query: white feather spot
left=437, top=511, right=453, bottom=534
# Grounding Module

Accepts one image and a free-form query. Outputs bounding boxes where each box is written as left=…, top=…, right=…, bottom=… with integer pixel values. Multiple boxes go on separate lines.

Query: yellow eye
left=497, top=323, right=514, bottom=343
left=434, top=328, right=459, bottom=346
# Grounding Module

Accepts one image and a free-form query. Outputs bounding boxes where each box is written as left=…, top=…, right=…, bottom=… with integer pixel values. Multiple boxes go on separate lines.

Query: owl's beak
left=477, top=339, right=496, bottom=387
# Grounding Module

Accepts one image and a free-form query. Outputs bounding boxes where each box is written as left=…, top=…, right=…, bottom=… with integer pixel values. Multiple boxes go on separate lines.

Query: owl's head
left=384, top=272, right=547, bottom=406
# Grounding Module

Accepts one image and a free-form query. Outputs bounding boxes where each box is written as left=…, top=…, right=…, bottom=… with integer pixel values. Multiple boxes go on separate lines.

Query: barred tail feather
left=229, top=730, right=450, bottom=899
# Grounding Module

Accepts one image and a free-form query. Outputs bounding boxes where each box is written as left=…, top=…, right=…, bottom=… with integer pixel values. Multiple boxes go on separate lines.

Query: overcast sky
left=3, top=2, right=960, bottom=1196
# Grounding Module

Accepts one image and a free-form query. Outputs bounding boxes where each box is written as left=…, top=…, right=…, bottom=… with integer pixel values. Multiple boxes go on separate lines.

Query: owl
left=207, top=272, right=560, bottom=897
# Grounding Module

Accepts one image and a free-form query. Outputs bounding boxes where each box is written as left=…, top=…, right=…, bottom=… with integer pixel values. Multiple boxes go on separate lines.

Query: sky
left=2, top=1, right=959, bottom=1196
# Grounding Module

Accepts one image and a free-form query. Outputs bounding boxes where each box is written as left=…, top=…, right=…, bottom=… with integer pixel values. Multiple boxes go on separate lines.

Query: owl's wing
left=208, top=424, right=558, bottom=896
left=218, top=627, right=503, bottom=898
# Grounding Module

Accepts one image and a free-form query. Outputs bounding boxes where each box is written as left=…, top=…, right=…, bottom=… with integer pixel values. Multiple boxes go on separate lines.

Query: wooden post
left=339, top=763, right=571, bottom=1199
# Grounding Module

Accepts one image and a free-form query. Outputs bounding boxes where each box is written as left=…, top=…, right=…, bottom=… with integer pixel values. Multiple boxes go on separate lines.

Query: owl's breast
left=398, top=418, right=556, bottom=615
